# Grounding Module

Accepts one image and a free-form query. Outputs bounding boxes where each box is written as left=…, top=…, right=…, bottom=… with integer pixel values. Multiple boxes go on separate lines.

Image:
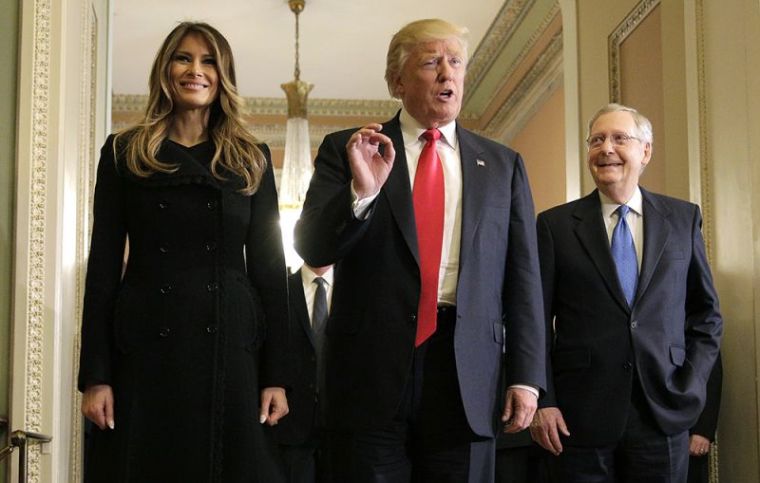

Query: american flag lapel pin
left=476, top=159, right=486, bottom=167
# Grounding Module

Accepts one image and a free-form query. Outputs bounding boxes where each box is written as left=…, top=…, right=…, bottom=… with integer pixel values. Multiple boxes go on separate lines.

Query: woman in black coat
left=78, top=22, right=289, bottom=482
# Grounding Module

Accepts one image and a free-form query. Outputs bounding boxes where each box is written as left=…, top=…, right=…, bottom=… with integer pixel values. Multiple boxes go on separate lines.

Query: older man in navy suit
left=295, top=18, right=545, bottom=483
left=530, top=103, right=722, bottom=483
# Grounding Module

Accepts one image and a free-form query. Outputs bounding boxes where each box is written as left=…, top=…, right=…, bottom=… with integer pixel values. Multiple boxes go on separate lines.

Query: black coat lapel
left=572, top=191, right=630, bottom=312
left=381, top=114, right=419, bottom=266
left=458, top=127, right=487, bottom=268
left=125, top=140, right=244, bottom=191
left=636, top=188, right=671, bottom=303
left=289, top=270, right=316, bottom=348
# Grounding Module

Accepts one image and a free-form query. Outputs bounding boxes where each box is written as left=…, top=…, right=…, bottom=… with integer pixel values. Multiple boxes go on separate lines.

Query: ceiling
left=112, top=0, right=563, bottom=142
left=113, top=0, right=506, bottom=99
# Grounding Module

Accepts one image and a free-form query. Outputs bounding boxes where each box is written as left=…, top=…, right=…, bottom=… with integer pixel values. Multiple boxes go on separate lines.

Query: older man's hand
left=346, top=123, right=395, bottom=199
left=501, top=387, right=538, bottom=433
left=529, top=407, right=570, bottom=455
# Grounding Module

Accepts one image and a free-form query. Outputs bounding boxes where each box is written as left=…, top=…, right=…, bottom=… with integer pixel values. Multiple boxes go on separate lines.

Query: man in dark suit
left=270, top=264, right=333, bottom=483
left=294, top=18, right=545, bottom=483
left=530, top=103, right=723, bottom=483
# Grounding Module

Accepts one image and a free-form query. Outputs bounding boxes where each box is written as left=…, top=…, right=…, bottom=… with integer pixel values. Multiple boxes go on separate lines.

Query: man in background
left=270, top=263, right=334, bottom=483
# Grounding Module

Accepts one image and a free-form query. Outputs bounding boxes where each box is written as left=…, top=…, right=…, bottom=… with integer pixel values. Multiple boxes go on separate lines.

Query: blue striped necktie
left=611, top=205, right=638, bottom=305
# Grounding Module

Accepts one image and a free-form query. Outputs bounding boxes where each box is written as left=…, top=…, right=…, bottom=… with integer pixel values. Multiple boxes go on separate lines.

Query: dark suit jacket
left=269, top=269, right=318, bottom=445
left=536, top=188, right=722, bottom=446
left=294, top=112, right=546, bottom=437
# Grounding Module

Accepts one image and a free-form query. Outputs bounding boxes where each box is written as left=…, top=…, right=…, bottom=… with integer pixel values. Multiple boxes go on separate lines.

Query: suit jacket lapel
left=458, top=126, right=487, bottom=269
left=636, top=188, right=671, bottom=303
left=381, top=114, right=419, bottom=266
left=572, top=191, right=630, bottom=312
left=289, top=271, right=316, bottom=348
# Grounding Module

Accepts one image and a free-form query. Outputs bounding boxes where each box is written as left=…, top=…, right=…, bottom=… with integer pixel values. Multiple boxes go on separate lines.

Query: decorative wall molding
left=608, top=0, right=662, bottom=102
left=69, top=3, right=99, bottom=481
left=695, top=0, right=713, bottom=264
left=245, top=97, right=401, bottom=118
left=112, top=94, right=400, bottom=118
left=112, top=94, right=400, bottom=148
left=23, top=0, right=53, bottom=480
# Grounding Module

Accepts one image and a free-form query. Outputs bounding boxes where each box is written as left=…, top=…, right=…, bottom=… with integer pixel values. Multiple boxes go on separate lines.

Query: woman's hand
left=260, top=387, right=289, bottom=426
left=82, top=384, right=115, bottom=430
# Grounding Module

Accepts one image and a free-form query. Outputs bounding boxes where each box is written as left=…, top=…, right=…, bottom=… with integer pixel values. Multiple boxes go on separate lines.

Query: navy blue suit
left=537, top=188, right=722, bottom=482
left=295, top=113, right=546, bottom=480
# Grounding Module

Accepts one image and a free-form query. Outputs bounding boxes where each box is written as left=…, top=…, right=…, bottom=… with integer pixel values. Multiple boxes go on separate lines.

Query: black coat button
left=206, top=325, right=218, bottom=334
left=158, top=201, right=169, bottom=209
left=630, top=321, right=638, bottom=329
left=207, top=282, right=219, bottom=292
left=623, top=362, right=633, bottom=372
left=207, top=201, right=217, bottom=210
left=160, top=284, right=173, bottom=294
left=409, top=314, right=417, bottom=322
left=159, top=244, right=169, bottom=254
left=159, top=327, right=171, bottom=338
left=205, top=242, right=217, bottom=252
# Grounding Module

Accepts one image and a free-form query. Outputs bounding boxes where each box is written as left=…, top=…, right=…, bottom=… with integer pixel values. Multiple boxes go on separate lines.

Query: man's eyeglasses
left=586, top=132, right=642, bottom=149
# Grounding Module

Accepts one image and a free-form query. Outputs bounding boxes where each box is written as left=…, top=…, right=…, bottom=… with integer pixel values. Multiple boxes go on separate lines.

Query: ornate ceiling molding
left=480, top=31, right=563, bottom=139
left=462, top=1, right=561, bottom=122
left=464, top=0, right=536, bottom=107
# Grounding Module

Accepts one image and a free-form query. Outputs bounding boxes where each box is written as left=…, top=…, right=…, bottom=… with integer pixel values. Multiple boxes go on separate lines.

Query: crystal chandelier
left=279, top=0, right=313, bottom=270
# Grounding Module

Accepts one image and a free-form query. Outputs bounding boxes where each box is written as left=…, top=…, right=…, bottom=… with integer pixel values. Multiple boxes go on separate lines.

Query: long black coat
left=78, top=137, right=288, bottom=482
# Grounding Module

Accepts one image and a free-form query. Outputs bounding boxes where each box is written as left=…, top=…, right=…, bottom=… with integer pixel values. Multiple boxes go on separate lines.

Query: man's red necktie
left=413, top=129, right=444, bottom=347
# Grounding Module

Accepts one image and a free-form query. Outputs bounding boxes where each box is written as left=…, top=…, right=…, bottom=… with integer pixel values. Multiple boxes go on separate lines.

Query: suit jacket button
left=159, top=327, right=171, bottom=338
left=206, top=325, right=218, bottom=334
left=409, top=314, right=417, bottom=322
left=160, top=284, right=173, bottom=294
left=158, top=201, right=169, bottom=209
left=205, top=242, right=217, bottom=252
left=623, top=362, right=633, bottom=371
left=630, top=321, right=638, bottom=329
left=207, top=201, right=217, bottom=210
left=207, top=282, right=219, bottom=292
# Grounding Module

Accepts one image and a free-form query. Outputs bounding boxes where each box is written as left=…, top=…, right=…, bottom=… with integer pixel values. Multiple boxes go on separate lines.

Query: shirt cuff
left=509, top=384, right=539, bottom=399
left=351, top=182, right=379, bottom=219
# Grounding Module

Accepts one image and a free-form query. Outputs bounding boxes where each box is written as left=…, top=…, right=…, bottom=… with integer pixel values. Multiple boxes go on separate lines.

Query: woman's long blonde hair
left=113, top=21, right=265, bottom=194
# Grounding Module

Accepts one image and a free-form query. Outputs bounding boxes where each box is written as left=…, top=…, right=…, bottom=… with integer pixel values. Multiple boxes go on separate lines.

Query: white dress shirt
left=600, top=187, right=644, bottom=269
left=352, top=108, right=462, bottom=305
